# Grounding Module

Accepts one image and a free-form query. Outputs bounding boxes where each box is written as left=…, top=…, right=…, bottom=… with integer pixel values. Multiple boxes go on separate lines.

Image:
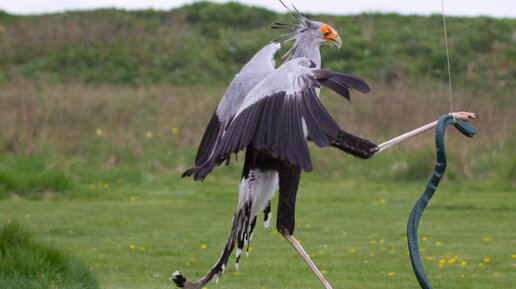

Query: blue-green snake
left=407, top=114, right=476, bottom=289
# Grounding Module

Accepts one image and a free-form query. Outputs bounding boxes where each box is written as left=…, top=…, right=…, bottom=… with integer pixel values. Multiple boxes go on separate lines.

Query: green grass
left=0, top=222, right=99, bottom=289
left=0, top=175, right=514, bottom=289
left=0, top=4, right=514, bottom=287
left=0, top=154, right=73, bottom=198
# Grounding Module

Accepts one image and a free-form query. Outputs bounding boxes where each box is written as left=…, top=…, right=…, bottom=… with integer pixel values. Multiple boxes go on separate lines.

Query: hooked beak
left=331, top=35, right=342, bottom=49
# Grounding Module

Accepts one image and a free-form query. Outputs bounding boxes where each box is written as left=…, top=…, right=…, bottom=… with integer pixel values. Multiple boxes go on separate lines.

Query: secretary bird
left=172, top=3, right=378, bottom=288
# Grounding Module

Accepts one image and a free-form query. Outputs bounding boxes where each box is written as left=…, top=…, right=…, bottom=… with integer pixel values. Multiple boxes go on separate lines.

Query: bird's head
left=271, top=1, right=342, bottom=49
left=317, top=23, right=342, bottom=49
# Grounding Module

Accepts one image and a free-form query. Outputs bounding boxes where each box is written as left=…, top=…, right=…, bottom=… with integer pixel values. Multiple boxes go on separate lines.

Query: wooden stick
left=282, top=234, right=333, bottom=289
left=376, top=112, right=477, bottom=154
left=377, top=120, right=437, bottom=153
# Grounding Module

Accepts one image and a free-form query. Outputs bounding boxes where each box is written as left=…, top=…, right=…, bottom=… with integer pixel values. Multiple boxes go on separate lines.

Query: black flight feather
left=194, top=113, right=222, bottom=166
left=313, top=69, right=371, bottom=101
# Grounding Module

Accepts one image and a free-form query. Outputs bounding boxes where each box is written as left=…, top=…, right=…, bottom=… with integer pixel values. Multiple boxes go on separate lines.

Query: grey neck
left=284, top=35, right=322, bottom=68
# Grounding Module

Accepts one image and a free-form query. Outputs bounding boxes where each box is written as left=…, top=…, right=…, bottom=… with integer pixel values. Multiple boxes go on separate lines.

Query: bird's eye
left=324, top=31, right=331, bottom=37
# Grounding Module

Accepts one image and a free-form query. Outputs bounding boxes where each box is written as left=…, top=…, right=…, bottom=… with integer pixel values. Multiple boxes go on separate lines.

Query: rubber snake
left=407, top=114, right=477, bottom=289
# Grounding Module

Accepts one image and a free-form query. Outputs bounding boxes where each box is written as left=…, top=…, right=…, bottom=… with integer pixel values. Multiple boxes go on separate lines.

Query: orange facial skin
left=320, top=24, right=338, bottom=42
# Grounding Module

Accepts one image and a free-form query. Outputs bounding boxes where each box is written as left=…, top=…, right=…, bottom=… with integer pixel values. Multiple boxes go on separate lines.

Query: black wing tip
left=314, top=69, right=371, bottom=95
left=361, top=83, right=372, bottom=94
left=181, top=167, right=207, bottom=181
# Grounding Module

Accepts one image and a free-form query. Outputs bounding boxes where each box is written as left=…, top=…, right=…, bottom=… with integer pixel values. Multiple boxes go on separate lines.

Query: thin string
left=441, top=0, right=454, bottom=113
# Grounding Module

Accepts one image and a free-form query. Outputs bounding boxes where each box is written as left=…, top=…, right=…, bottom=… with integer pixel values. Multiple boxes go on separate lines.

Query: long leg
left=282, top=234, right=333, bottom=289
left=276, top=162, right=333, bottom=289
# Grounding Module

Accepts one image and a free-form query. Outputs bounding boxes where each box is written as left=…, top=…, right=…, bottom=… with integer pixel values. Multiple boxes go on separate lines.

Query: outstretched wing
left=193, top=43, right=280, bottom=166
left=184, top=58, right=370, bottom=180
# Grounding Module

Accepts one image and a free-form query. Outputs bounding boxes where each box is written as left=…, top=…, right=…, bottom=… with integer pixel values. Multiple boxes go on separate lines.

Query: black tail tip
left=171, top=271, right=186, bottom=288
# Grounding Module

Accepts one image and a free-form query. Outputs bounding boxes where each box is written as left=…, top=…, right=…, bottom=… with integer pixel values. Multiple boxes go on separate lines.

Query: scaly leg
left=276, top=162, right=333, bottom=288
left=282, top=234, right=333, bottom=289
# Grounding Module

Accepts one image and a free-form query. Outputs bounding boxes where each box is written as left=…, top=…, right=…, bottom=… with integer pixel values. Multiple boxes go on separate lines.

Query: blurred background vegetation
left=0, top=1, right=514, bottom=197
left=0, top=3, right=514, bottom=288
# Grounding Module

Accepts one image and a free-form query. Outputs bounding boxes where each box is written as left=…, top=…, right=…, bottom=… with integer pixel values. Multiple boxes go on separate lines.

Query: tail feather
left=172, top=202, right=259, bottom=289
left=174, top=160, right=279, bottom=288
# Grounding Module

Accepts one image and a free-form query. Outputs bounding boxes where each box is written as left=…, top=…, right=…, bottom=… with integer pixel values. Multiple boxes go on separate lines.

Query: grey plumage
left=186, top=58, right=371, bottom=180
left=193, top=43, right=280, bottom=166
left=177, top=5, right=376, bottom=289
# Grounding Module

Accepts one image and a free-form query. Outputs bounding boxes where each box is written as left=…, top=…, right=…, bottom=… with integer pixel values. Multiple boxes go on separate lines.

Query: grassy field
left=1, top=176, right=515, bottom=289
left=0, top=80, right=514, bottom=288
left=0, top=2, right=514, bottom=288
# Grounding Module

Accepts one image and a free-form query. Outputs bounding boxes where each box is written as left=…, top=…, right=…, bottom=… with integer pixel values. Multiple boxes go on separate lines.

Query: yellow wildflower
left=201, top=244, right=208, bottom=250
left=461, top=261, right=467, bottom=267
left=130, top=196, right=136, bottom=203
left=145, top=131, right=154, bottom=139
left=139, top=246, right=145, bottom=252
left=388, top=272, right=395, bottom=277
left=435, top=241, right=443, bottom=247
left=448, top=257, right=457, bottom=264
left=129, top=244, right=136, bottom=250
left=422, top=236, right=429, bottom=242
left=96, top=128, right=103, bottom=137
left=481, top=236, right=492, bottom=242
left=483, top=258, right=491, bottom=263
left=512, top=254, right=516, bottom=259
left=349, top=247, right=357, bottom=254
left=171, top=127, right=179, bottom=135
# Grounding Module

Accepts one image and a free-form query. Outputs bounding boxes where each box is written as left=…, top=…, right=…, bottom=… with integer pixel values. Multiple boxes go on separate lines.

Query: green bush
left=0, top=3, right=513, bottom=86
